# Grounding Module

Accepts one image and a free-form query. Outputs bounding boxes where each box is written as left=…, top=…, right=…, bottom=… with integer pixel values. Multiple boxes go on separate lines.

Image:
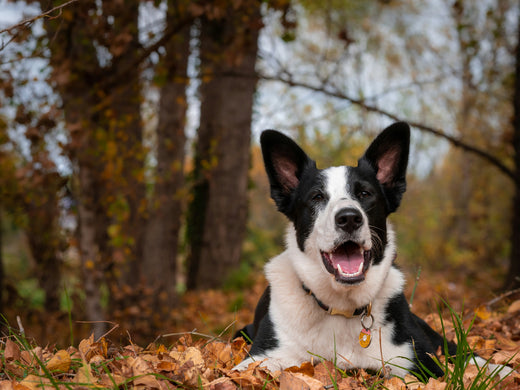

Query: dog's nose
left=335, top=208, right=363, bottom=233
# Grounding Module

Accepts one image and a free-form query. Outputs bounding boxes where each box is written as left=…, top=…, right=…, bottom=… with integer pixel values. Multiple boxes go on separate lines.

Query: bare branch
left=256, top=73, right=516, bottom=181
left=0, top=0, right=79, bottom=34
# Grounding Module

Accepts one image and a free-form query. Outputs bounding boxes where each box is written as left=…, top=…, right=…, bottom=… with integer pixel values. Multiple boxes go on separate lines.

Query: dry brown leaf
left=424, top=377, right=447, bottom=390
left=313, top=361, right=340, bottom=386
left=475, top=305, right=492, bottom=320
left=491, top=349, right=520, bottom=365
left=463, top=364, right=482, bottom=388
left=495, top=334, right=520, bottom=350
left=284, top=361, right=315, bottom=377
left=12, top=383, right=31, bottom=390
left=404, top=374, right=424, bottom=390
left=19, top=375, right=50, bottom=390
left=45, top=349, right=71, bottom=373
left=0, top=380, right=15, bottom=390
left=133, top=374, right=162, bottom=389
left=208, top=377, right=237, bottom=390
left=74, top=359, right=97, bottom=386
left=89, top=354, right=105, bottom=365
left=279, top=371, right=323, bottom=390
left=228, top=360, right=278, bottom=390
left=99, top=373, right=127, bottom=387
left=337, top=376, right=365, bottom=390
left=156, top=360, right=178, bottom=372
left=78, top=334, right=95, bottom=360
left=4, top=363, right=25, bottom=378
left=382, top=376, right=407, bottom=390
left=4, top=339, right=20, bottom=362
left=507, top=299, right=520, bottom=313
left=130, top=356, right=152, bottom=375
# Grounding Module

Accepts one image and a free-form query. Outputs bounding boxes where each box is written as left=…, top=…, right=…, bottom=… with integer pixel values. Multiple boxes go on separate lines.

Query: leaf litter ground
left=1, top=273, right=520, bottom=389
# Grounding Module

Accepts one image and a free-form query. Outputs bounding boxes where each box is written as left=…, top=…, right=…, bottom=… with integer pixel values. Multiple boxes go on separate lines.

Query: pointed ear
left=260, top=130, right=316, bottom=215
left=358, top=122, right=410, bottom=213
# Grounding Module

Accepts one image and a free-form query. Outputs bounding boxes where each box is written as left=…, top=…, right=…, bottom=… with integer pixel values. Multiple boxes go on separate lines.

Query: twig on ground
left=486, top=288, right=520, bottom=309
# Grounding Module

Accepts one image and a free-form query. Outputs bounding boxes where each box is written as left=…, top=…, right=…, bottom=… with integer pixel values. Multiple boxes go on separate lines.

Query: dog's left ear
left=359, top=122, right=410, bottom=213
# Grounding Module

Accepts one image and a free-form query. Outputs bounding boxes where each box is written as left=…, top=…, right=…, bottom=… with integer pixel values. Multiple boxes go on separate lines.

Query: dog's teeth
left=337, top=262, right=364, bottom=277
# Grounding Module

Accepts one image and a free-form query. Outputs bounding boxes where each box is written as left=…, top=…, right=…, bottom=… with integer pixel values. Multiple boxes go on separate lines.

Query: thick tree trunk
left=187, top=1, right=261, bottom=289
left=24, top=173, right=63, bottom=313
left=505, top=12, right=520, bottom=291
left=40, top=0, right=109, bottom=337
left=144, top=0, right=191, bottom=307
left=105, top=0, right=145, bottom=290
left=0, top=208, right=3, bottom=328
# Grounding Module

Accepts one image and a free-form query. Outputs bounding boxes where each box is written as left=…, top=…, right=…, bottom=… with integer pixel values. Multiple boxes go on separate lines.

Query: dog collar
left=301, top=283, right=371, bottom=319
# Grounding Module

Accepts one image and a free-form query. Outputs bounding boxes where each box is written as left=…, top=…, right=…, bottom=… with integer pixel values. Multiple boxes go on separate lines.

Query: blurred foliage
left=0, top=0, right=519, bottom=344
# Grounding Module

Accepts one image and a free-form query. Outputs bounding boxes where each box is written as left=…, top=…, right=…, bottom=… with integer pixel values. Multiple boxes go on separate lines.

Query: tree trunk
left=104, top=0, right=145, bottom=291
left=144, top=0, right=191, bottom=307
left=40, top=0, right=108, bottom=338
left=76, top=167, right=107, bottom=338
left=24, top=172, right=63, bottom=313
left=187, top=1, right=261, bottom=289
left=0, top=207, right=4, bottom=329
left=505, top=11, right=520, bottom=291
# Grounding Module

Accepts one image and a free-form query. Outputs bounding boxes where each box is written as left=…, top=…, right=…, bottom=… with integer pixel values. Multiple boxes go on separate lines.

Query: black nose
left=335, top=207, right=363, bottom=233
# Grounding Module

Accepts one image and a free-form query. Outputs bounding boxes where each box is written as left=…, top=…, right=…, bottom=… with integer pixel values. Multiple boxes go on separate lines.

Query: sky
left=2, top=0, right=513, bottom=178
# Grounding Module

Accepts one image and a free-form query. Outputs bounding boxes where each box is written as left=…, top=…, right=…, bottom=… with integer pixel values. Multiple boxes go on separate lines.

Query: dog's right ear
left=260, top=130, right=316, bottom=216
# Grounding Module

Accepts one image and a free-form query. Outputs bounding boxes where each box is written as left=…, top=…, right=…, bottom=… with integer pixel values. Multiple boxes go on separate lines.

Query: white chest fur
left=259, top=241, right=414, bottom=377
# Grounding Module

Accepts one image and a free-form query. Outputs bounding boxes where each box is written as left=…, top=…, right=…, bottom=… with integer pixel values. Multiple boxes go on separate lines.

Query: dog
left=234, top=122, right=510, bottom=379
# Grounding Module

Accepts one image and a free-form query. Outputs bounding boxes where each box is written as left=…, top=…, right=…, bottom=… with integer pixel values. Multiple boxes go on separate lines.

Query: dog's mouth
left=321, top=241, right=371, bottom=284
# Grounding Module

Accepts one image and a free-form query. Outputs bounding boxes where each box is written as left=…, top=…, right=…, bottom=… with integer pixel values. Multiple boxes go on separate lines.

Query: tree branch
left=0, top=0, right=79, bottom=52
left=256, top=73, right=516, bottom=181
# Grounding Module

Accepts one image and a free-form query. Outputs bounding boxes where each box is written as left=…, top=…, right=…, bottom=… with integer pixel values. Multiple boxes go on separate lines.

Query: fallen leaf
left=382, top=376, right=406, bottom=390
left=19, top=375, right=50, bottom=390
left=491, top=349, right=520, bottom=365
left=156, top=360, right=178, bottom=371
left=285, top=361, right=314, bottom=377
left=404, top=374, right=424, bottom=390
left=4, top=339, right=20, bottom=362
left=280, top=371, right=323, bottom=390
left=424, top=377, right=447, bottom=390
left=45, top=349, right=71, bottom=372
left=507, top=300, right=520, bottom=313
left=0, top=380, right=15, bottom=390
left=133, top=373, right=162, bottom=389
left=313, top=361, right=339, bottom=386
left=475, top=305, right=491, bottom=320
left=208, top=377, right=237, bottom=390
left=74, top=359, right=97, bottom=386
left=99, top=373, right=127, bottom=388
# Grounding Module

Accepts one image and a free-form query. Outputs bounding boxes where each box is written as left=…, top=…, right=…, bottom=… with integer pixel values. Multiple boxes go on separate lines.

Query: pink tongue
left=331, top=243, right=363, bottom=274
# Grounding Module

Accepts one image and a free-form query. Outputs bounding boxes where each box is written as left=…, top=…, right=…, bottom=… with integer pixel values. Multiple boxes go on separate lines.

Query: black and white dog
left=234, top=123, right=497, bottom=378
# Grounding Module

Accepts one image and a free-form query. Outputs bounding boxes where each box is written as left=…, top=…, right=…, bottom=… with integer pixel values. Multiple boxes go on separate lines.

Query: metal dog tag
left=359, top=328, right=371, bottom=348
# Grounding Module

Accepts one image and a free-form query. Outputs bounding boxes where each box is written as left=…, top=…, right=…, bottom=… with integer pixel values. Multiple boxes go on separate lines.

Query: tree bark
left=187, top=1, right=262, bottom=289
left=504, top=11, right=520, bottom=291
left=103, top=0, right=145, bottom=291
left=24, top=172, right=63, bottom=313
left=144, top=0, right=191, bottom=306
left=40, top=0, right=109, bottom=337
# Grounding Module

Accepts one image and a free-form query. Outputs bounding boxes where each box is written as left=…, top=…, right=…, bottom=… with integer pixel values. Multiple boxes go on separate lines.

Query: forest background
left=0, top=0, right=520, bottom=347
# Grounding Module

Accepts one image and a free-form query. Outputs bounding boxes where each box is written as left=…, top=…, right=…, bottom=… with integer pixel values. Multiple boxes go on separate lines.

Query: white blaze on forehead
left=323, top=166, right=353, bottom=201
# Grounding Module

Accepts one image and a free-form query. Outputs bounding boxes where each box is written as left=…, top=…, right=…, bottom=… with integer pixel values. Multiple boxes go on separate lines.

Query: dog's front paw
left=233, top=357, right=255, bottom=371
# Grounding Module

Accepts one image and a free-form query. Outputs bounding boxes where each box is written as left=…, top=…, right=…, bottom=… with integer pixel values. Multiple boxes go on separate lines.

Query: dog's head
left=261, top=122, right=410, bottom=285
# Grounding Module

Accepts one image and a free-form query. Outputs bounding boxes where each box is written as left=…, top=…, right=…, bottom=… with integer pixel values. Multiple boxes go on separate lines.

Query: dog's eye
left=312, top=192, right=325, bottom=202
left=357, top=190, right=372, bottom=199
